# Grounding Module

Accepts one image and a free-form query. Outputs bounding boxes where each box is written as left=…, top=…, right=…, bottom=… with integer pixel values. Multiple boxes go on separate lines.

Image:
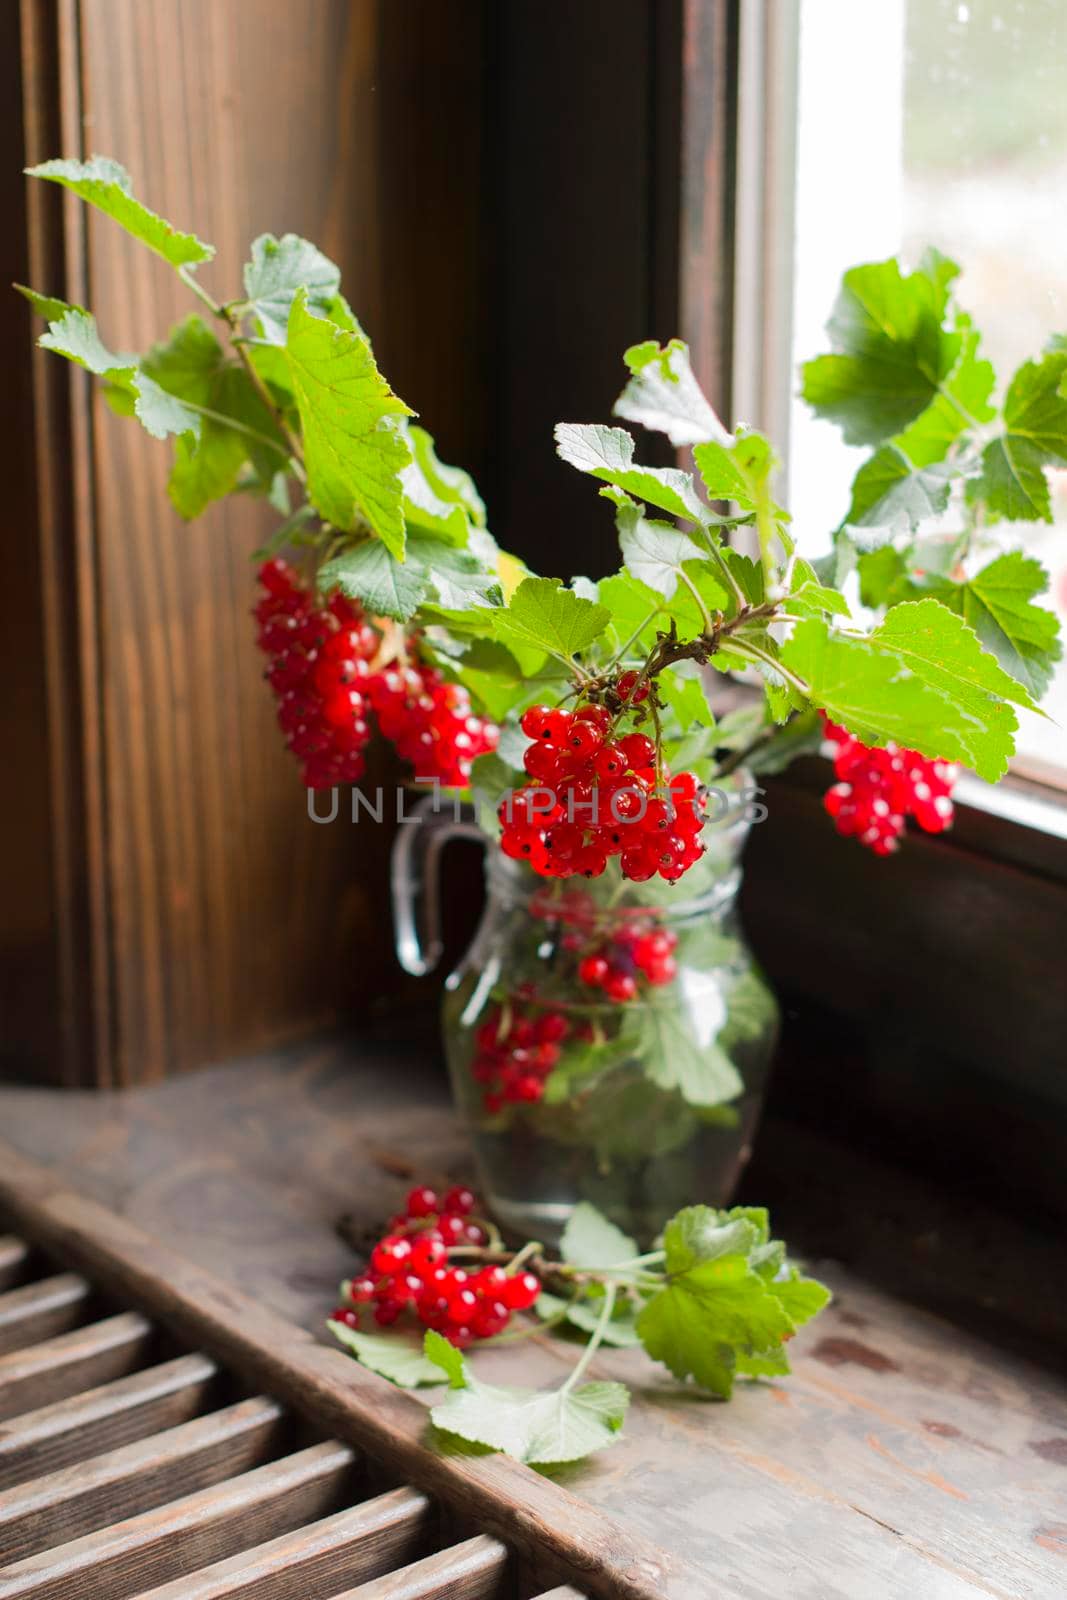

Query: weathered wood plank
left=0, top=1439, right=355, bottom=1599
left=126, top=1487, right=434, bottom=1599
left=0, top=1395, right=284, bottom=1562
left=0, top=1273, right=90, bottom=1356
left=0, top=1140, right=709, bottom=1600
left=0, top=1352, right=217, bottom=1487
left=0, top=1312, right=152, bottom=1421
left=331, top=1534, right=511, bottom=1599
left=0, top=1240, right=30, bottom=1294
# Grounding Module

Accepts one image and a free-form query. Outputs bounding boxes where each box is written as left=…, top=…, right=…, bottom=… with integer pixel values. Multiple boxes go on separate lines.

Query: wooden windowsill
left=0, top=1024, right=1064, bottom=1596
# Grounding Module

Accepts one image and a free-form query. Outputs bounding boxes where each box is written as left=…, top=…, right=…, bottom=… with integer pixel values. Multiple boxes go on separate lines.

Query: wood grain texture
left=0, top=1138, right=712, bottom=1600
left=126, top=1488, right=435, bottom=1599
left=0, top=1273, right=89, bottom=1356
left=330, top=1534, right=509, bottom=1599
left=11, top=0, right=491, bottom=1085
left=0, top=1241, right=31, bottom=1295
left=0, top=1439, right=355, bottom=1599
left=3, top=1050, right=1066, bottom=1599
left=0, top=1352, right=219, bottom=1487
left=679, top=0, right=736, bottom=411
left=0, top=1311, right=153, bottom=1421
left=0, top=1395, right=285, bottom=1562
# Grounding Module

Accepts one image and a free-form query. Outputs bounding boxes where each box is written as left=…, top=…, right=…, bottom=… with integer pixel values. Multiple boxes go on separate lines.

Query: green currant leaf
left=413, top=538, right=503, bottom=613
left=636, top=1210, right=795, bottom=1397
left=616, top=503, right=707, bottom=599
left=781, top=561, right=850, bottom=621
left=327, top=1321, right=446, bottom=1387
left=284, top=288, right=414, bottom=553
left=560, top=1202, right=638, bottom=1269
left=402, top=424, right=487, bottom=540
left=596, top=572, right=666, bottom=654
left=536, top=1291, right=644, bottom=1348
left=856, top=546, right=920, bottom=609
left=39, top=306, right=134, bottom=377
left=493, top=576, right=611, bottom=661
left=554, top=422, right=707, bottom=522
left=659, top=666, right=716, bottom=732
left=142, top=315, right=287, bottom=516
left=425, top=1333, right=629, bottom=1466
left=875, top=597, right=1039, bottom=714
left=14, top=284, right=87, bottom=321
left=771, top=1268, right=832, bottom=1326
left=613, top=338, right=733, bottom=447
left=970, top=349, right=1067, bottom=522
left=318, top=537, right=428, bottom=621
left=693, top=429, right=780, bottom=515
left=892, top=320, right=995, bottom=465
left=931, top=551, right=1062, bottom=700
left=243, top=233, right=345, bottom=344
left=448, top=640, right=564, bottom=724
left=638, top=1004, right=742, bottom=1109
left=845, top=443, right=956, bottom=534
left=799, top=254, right=961, bottom=446
left=26, top=156, right=214, bottom=267
left=781, top=611, right=1025, bottom=781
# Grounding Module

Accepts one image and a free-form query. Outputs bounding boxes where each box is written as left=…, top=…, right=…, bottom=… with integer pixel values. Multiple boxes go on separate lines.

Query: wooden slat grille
left=0, top=1146, right=708, bottom=1599
left=0, top=1222, right=552, bottom=1600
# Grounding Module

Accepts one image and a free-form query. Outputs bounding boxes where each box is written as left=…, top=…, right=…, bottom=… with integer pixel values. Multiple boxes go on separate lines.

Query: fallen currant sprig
left=327, top=1187, right=831, bottom=1468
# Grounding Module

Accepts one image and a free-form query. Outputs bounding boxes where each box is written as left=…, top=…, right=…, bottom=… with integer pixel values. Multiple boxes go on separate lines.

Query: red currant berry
left=500, top=1270, right=541, bottom=1311
left=578, top=954, right=609, bottom=987
left=405, top=1185, right=439, bottom=1218
left=603, top=969, right=637, bottom=1003
left=370, top=1235, right=413, bottom=1276
left=331, top=1306, right=360, bottom=1328
left=442, top=1185, right=477, bottom=1215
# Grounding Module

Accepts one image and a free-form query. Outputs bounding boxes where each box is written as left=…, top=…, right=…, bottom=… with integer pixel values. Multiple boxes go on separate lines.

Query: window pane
left=788, top=0, right=1067, bottom=773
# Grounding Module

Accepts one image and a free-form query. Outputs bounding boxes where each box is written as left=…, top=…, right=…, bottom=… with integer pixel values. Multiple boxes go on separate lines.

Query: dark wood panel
left=741, top=763, right=1067, bottom=1222
left=0, top=1311, right=153, bottom=1421
left=127, top=1489, right=435, bottom=1600
left=484, top=1, right=686, bottom=578
left=330, top=1534, right=510, bottom=1599
left=0, top=1353, right=219, bottom=1486
left=9, top=0, right=493, bottom=1085
left=0, top=1396, right=285, bottom=1562
left=0, top=1273, right=89, bottom=1355
left=0, top=1440, right=355, bottom=1599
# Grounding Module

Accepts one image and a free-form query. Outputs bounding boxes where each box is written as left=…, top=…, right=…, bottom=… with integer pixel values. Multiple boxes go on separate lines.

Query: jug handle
left=390, top=792, right=486, bottom=976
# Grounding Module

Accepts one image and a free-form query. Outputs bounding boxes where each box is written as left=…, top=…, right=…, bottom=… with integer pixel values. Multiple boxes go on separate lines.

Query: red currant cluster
left=822, top=718, right=958, bottom=855
left=471, top=1005, right=574, bottom=1112
left=331, top=1185, right=540, bottom=1347
left=255, top=557, right=376, bottom=788
left=578, top=924, right=678, bottom=1002
left=367, top=664, right=498, bottom=788
left=254, top=559, right=497, bottom=789
left=498, top=702, right=707, bottom=882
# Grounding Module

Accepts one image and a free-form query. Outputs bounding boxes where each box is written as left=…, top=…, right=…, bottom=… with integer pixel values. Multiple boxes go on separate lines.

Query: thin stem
left=175, top=397, right=290, bottom=460
left=179, top=265, right=307, bottom=486
left=677, top=567, right=714, bottom=634
left=178, top=265, right=223, bottom=316
left=695, top=524, right=747, bottom=611
left=562, top=1283, right=617, bottom=1394
left=607, top=609, right=662, bottom=673
left=731, top=638, right=810, bottom=697
left=507, top=1240, right=541, bottom=1275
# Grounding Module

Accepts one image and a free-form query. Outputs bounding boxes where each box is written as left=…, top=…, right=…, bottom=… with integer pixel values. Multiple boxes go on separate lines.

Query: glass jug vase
left=392, top=784, right=779, bottom=1246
